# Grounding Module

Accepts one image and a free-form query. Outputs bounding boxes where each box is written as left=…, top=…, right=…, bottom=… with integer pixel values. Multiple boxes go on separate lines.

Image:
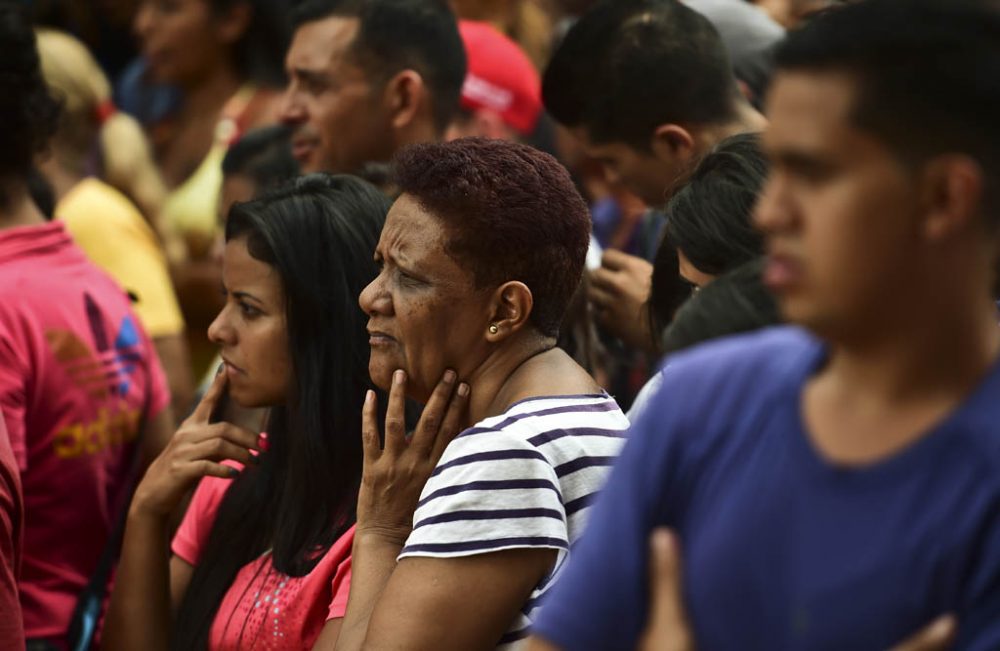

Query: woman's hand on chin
left=357, top=368, right=470, bottom=545
left=130, top=370, right=261, bottom=519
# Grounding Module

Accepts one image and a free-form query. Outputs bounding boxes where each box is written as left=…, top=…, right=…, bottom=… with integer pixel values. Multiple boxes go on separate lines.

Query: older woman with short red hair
left=334, top=138, right=628, bottom=651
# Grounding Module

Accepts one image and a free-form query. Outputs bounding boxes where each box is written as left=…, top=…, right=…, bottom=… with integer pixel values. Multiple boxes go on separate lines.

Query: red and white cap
left=458, top=20, right=543, bottom=136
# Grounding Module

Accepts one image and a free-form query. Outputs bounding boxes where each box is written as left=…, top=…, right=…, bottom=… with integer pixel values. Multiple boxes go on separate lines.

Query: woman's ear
left=485, top=281, right=533, bottom=342
left=216, top=2, right=252, bottom=45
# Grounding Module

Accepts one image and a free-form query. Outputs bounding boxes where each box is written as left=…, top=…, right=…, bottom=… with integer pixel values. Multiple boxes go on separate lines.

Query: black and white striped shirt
left=399, top=393, right=629, bottom=648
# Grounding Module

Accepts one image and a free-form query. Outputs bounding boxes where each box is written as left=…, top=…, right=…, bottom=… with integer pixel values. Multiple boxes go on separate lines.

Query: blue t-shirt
left=533, top=326, right=1000, bottom=650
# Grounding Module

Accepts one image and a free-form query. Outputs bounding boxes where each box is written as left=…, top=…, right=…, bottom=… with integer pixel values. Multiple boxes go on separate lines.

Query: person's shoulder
left=502, top=393, right=627, bottom=423
left=946, top=358, right=1000, bottom=474
left=481, top=394, right=628, bottom=443
left=60, top=178, right=139, bottom=221
left=59, top=179, right=156, bottom=240
left=665, top=325, right=818, bottom=384
left=638, top=326, right=818, bottom=429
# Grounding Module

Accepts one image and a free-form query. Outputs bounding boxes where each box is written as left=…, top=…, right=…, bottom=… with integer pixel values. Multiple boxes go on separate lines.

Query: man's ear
left=485, top=281, right=534, bottom=342
left=919, top=154, right=984, bottom=242
left=215, top=1, right=252, bottom=45
left=383, top=69, right=427, bottom=130
left=649, top=124, right=695, bottom=164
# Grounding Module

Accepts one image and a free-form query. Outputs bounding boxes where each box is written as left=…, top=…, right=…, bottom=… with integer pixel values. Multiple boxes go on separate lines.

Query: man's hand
left=889, top=615, right=956, bottom=651
left=588, top=250, right=655, bottom=353
left=639, top=528, right=695, bottom=651
left=638, top=527, right=957, bottom=651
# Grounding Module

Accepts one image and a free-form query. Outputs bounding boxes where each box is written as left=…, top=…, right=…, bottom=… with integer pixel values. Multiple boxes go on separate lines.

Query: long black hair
left=663, top=132, right=767, bottom=277
left=648, top=133, right=769, bottom=342
left=171, top=174, right=389, bottom=650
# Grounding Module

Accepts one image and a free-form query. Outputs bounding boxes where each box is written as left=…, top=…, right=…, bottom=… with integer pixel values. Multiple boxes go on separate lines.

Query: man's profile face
left=280, top=16, right=391, bottom=174
left=755, top=71, right=924, bottom=339
left=573, top=127, right=683, bottom=208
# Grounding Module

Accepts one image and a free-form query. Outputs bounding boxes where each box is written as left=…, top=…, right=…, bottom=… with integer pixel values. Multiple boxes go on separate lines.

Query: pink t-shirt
left=0, top=414, right=24, bottom=650
left=0, top=222, right=170, bottom=641
left=172, top=471, right=355, bottom=650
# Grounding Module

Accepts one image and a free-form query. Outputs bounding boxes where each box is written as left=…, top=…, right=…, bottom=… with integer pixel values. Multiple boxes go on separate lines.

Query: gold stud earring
left=489, top=324, right=499, bottom=335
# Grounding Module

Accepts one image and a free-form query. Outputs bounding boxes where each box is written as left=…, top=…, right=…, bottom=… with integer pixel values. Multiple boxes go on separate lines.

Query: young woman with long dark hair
left=104, top=174, right=387, bottom=650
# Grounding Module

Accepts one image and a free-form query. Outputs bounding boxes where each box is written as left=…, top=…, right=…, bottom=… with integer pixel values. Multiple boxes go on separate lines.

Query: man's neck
left=824, top=298, right=1000, bottom=405
left=395, top=119, right=441, bottom=152
left=0, top=180, right=47, bottom=231
left=803, top=287, right=1000, bottom=465
left=697, top=101, right=768, bottom=151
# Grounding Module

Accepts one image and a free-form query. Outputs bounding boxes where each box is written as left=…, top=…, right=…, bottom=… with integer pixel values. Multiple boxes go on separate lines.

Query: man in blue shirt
left=527, top=1, right=1000, bottom=649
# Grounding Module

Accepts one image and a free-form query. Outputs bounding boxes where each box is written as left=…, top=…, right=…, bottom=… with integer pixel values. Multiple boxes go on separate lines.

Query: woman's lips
left=222, top=358, right=246, bottom=375
left=368, top=331, right=396, bottom=347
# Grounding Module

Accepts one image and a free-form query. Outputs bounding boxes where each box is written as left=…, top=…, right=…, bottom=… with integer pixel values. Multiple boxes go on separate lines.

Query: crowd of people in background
left=0, top=0, right=998, bottom=649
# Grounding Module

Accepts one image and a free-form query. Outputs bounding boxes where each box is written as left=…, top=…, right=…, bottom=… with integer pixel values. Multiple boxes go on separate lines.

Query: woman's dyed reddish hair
left=392, top=137, right=590, bottom=337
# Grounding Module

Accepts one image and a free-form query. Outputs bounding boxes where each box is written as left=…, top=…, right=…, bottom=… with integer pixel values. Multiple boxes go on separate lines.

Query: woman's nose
left=207, top=306, right=234, bottom=346
left=359, top=275, right=389, bottom=315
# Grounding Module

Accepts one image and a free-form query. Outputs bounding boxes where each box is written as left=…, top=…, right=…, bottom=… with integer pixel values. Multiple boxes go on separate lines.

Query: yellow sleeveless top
left=159, top=85, right=257, bottom=261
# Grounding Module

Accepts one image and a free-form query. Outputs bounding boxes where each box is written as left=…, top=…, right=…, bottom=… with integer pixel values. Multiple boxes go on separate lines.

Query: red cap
left=458, top=20, right=542, bottom=136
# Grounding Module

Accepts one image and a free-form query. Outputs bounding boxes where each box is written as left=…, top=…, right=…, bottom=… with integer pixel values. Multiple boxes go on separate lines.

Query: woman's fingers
left=188, top=367, right=228, bottom=424
left=194, top=460, right=241, bottom=481
left=186, top=437, right=256, bottom=467
left=383, top=369, right=409, bottom=457
left=411, top=369, right=458, bottom=455
left=361, top=389, right=382, bottom=464
left=204, top=422, right=260, bottom=452
left=431, top=382, right=470, bottom=462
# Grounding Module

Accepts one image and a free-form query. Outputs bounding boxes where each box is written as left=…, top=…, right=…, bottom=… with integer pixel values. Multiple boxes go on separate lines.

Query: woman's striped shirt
left=398, top=392, right=629, bottom=648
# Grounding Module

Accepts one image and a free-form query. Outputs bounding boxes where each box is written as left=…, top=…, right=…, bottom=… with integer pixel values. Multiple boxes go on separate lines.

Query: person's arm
left=103, top=372, right=259, bottom=651
left=312, top=618, right=344, bottom=650
left=358, top=548, right=555, bottom=650
left=526, top=527, right=957, bottom=651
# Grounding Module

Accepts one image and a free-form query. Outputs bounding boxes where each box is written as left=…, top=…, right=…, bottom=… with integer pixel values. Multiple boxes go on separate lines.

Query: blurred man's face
left=755, top=71, right=923, bottom=340
left=574, top=128, right=683, bottom=208
left=280, top=16, right=392, bottom=174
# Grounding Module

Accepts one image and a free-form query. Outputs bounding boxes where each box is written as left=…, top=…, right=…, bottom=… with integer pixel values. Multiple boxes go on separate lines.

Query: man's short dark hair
left=392, top=137, right=591, bottom=338
left=775, top=0, right=1000, bottom=221
left=292, top=0, right=466, bottom=133
left=542, top=0, right=739, bottom=151
left=0, top=3, right=61, bottom=190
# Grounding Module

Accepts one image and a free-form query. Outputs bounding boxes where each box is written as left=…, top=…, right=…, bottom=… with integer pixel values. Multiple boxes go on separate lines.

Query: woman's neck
left=462, top=337, right=599, bottom=426
left=180, top=61, right=243, bottom=120
left=37, top=155, right=83, bottom=203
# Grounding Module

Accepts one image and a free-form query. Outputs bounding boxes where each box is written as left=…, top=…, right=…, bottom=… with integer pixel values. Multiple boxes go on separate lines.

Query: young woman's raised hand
left=357, top=369, right=470, bottom=545
left=131, top=370, right=260, bottom=518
